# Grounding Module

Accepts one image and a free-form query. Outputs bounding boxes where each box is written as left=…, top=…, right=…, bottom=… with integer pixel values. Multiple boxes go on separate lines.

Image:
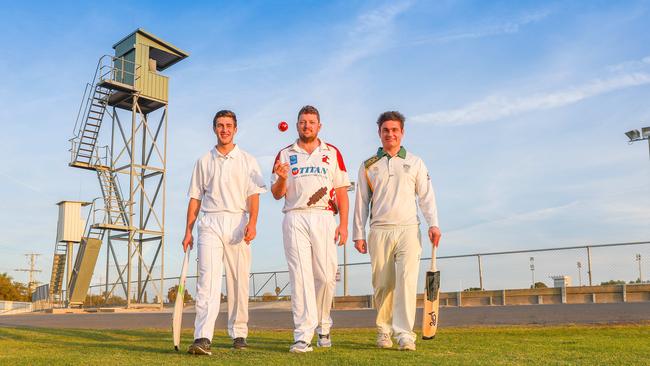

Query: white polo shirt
left=271, top=139, right=350, bottom=213
left=188, top=145, right=267, bottom=214
left=353, top=146, right=438, bottom=240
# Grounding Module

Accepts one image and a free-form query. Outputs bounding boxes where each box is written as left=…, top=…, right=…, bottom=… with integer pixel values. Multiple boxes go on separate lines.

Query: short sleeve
left=247, top=156, right=268, bottom=196
left=331, top=146, right=350, bottom=189
left=187, top=159, right=204, bottom=200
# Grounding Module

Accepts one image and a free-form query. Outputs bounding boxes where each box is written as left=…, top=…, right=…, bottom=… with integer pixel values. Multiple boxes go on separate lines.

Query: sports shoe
left=233, top=337, right=248, bottom=349
left=317, top=333, right=332, bottom=348
left=188, top=337, right=212, bottom=355
left=289, top=340, right=313, bottom=353
left=377, top=333, right=393, bottom=348
left=398, top=338, right=416, bottom=351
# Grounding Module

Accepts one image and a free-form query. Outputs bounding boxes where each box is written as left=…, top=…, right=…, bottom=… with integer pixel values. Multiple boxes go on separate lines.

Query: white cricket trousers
left=368, top=226, right=421, bottom=343
left=194, top=212, right=251, bottom=341
left=282, top=210, right=337, bottom=343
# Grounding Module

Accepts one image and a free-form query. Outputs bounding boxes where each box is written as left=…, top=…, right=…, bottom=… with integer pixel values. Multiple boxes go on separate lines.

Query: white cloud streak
left=322, top=1, right=412, bottom=74
left=411, top=72, right=650, bottom=126
left=408, top=10, right=550, bottom=46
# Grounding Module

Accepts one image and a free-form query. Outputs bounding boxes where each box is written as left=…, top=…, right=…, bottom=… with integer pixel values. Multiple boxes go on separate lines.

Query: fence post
left=586, top=246, right=593, bottom=286
left=477, top=254, right=484, bottom=290
left=252, top=274, right=256, bottom=300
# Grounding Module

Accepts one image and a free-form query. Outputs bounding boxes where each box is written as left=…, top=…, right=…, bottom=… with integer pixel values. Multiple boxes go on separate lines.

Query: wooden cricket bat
left=422, top=244, right=440, bottom=340
left=172, top=248, right=191, bottom=351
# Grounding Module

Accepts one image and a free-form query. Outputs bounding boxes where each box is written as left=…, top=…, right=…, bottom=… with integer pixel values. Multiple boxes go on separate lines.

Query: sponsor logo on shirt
left=322, top=155, right=330, bottom=164
left=290, top=155, right=298, bottom=165
left=291, top=166, right=328, bottom=177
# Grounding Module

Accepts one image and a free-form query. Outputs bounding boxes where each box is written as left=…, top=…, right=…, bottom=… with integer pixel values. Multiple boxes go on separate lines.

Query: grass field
left=1, top=325, right=649, bottom=365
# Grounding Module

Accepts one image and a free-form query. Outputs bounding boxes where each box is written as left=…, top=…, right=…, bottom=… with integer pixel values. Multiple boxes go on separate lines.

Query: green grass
left=1, top=325, right=649, bottom=365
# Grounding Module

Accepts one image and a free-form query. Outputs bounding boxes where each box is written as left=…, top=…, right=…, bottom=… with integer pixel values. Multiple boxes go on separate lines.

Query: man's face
left=379, top=120, right=403, bottom=151
left=297, top=113, right=321, bottom=143
left=214, top=117, right=237, bottom=145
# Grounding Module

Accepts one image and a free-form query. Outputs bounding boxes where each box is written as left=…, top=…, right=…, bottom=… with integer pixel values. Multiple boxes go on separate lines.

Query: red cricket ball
left=278, top=121, right=288, bottom=132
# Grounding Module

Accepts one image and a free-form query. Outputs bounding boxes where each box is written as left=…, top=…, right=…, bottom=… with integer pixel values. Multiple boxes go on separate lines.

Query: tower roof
left=113, top=28, right=189, bottom=71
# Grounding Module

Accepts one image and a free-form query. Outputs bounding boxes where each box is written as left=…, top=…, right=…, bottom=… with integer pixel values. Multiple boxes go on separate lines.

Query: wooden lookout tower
left=51, top=29, right=188, bottom=308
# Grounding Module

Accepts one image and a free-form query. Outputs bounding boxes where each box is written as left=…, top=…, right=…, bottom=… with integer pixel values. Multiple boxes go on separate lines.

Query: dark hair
left=376, top=111, right=405, bottom=129
left=297, top=105, right=320, bottom=123
left=213, top=110, right=237, bottom=128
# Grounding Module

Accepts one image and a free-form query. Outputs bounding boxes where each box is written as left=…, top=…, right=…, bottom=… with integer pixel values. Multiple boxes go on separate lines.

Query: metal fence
left=0, top=301, right=33, bottom=315
left=81, top=240, right=649, bottom=304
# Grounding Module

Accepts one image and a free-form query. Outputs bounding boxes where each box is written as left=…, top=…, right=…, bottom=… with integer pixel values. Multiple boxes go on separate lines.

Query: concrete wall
left=332, top=284, right=650, bottom=309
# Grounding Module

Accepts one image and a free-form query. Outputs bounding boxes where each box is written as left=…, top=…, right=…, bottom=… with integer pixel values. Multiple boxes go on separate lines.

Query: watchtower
left=51, top=29, right=188, bottom=308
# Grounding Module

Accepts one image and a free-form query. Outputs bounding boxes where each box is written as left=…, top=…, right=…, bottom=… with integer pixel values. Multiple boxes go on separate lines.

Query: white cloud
left=411, top=72, right=650, bottom=126
left=408, top=10, right=550, bottom=45
left=322, top=1, right=412, bottom=74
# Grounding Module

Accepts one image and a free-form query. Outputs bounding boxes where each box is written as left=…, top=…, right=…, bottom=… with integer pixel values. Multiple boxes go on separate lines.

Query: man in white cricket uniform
left=271, top=105, right=350, bottom=353
left=353, top=111, right=441, bottom=351
left=183, top=110, right=267, bottom=355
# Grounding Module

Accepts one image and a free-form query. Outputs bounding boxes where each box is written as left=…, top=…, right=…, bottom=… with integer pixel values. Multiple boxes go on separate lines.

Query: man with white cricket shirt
left=353, top=111, right=442, bottom=351
left=183, top=110, right=267, bottom=355
left=271, top=105, right=350, bottom=353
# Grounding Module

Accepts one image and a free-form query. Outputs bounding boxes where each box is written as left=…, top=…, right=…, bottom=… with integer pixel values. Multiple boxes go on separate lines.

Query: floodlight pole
left=624, top=126, right=650, bottom=160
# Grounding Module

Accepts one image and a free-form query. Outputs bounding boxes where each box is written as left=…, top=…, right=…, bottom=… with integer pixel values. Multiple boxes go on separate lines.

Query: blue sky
left=1, top=1, right=649, bottom=295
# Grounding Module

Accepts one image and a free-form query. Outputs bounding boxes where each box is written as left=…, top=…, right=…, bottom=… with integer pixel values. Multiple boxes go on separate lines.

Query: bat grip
left=430, top=244, right=437, bottom=272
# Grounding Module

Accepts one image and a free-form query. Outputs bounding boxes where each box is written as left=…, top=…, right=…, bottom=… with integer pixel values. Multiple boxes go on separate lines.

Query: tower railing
left=70, top=55, right=140, bottom=140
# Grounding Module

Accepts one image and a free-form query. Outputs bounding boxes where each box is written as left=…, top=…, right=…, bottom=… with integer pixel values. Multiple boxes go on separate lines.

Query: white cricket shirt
left=352, top=146, right=438, bottom=240
left=188, top=145, right=267, bottom=213
left=271, top=139, right=350, bottom=213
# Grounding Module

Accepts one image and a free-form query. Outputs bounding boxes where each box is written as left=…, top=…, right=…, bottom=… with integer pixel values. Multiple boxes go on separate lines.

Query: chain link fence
left=79, top=240, right=648, bottom=305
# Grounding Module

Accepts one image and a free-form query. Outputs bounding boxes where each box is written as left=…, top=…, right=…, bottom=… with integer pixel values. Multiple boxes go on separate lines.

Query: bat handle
left=431, top=244, right=437, bottom=272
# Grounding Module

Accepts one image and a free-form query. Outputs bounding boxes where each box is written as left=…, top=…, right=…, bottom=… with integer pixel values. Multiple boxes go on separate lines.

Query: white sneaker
left=376, top=333, right=393, bottom=349
left=290, top=341, right=313, bottom=353
left=317, top=334, right=332, bottom=348
left=398, top=338, right=416, bottom=351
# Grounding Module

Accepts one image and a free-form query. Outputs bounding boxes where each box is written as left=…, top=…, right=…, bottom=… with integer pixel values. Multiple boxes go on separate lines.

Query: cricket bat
left=172, top=248, right=191, bottom=351
left=422, top=244, right=440, bottom=340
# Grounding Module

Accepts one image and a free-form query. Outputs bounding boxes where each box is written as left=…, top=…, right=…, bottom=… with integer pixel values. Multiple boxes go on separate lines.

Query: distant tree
left=83, top=292, right=127, bottom=306
left=0, top=273, right=29, bottom=301
left=600, top=280, right=626, bottom=285
left=531, top=282, right=548, bottom=289
left=167, top=285, right=194, bottom=303
left=463, top=287, right=483, bottom=292
left=628, top=279, right=648, bottom=284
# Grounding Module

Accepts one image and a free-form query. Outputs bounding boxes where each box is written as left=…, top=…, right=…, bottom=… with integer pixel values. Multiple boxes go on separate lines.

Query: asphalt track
left=1, top=303, right=649, bottom=329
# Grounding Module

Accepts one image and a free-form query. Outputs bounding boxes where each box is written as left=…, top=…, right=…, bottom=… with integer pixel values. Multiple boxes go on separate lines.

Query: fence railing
left=0, top=301, right=33, bottom=315
left=79, top=240, right=649, bottom=305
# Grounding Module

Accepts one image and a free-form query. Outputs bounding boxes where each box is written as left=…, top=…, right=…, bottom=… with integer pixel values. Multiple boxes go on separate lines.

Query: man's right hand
left=274, top=160, right=289, bottom=180
left=182, top=231, right=193, bottom=252
left=354, top=239, right=367, bottom=254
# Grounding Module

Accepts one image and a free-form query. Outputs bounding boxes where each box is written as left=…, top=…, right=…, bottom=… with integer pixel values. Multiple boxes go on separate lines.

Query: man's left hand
left=335, top=225, right=348, bottom=246
left=428, top=226, right=441, bottom=247
left=244, top=222, right=257, bottom=244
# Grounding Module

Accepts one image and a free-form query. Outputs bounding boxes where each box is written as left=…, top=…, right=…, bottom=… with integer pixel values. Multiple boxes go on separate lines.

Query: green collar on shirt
left=377, top=146, right=406, bottom=160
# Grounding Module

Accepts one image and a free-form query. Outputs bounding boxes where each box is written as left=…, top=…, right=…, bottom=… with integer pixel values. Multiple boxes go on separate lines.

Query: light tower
left=66, top=29, right=188, bottom=308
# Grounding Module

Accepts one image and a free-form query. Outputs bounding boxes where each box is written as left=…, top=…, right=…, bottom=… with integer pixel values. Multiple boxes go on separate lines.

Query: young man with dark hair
left=183, top=109, right=267, bottom=354
left=271, top=105, right=350, bottom=353
left=353, top=110, right=441, bottom=351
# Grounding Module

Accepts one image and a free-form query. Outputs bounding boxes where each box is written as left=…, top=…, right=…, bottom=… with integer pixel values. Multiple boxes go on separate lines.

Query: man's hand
left=274, top=160, right=289, bottom=180
left=428, top=226, right=441, bottom=247
left=182, top=231, right=193, bottom=252
left=244, top=221, right=257, bottom=245
left=335, top=225, right=348, bottom=246
left=354, top=239, right=367, bottom=254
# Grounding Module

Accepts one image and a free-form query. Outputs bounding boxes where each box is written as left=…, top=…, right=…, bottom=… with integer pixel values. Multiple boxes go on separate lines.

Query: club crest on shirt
left=322, top=155, right=330, bottom=164
left=290, top=155, right=298, bottom=165
left=403, top=164, right=411, bottom=173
